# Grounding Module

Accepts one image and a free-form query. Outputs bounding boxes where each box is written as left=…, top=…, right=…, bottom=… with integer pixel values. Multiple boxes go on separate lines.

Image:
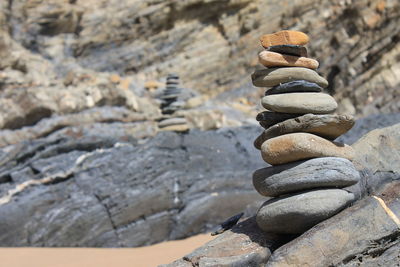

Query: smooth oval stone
left=253, top=157, right=360, bottom=197
left=256, top=189, right=355, bottom=234
left=254, top=114, right=355, bottom=149
left=259, top=51, right=319, bottom=69
left=256, top=111, right=301, bottom=129
left=265, top=80, right=323, bottom=96
left=260, top=30, right=309, bottom=48
left=261, top=133, right=355, bottom=165
left=261, top=93, right=337, bottom=114
left=266, top=45, right=308, bottom=57
left=252, top=67, right=328, bottom=88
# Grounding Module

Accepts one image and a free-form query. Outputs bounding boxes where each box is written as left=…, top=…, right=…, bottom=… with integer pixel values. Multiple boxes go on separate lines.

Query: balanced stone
left=265, top=80, right=322, bottom=95
left=259, top=51, right=319, bottom=69
left=256, top=189, right=355, bottom=234
left=256, top=111, right=301, bottom=129
left=261, top=93, right=337, bottom=114
left=266, top=44, right=308, bottom=57
left=252, top=67, right=329, bottom=88
left=254, top=114, right=355, bottom=149
left=260, top=30, right=309, bottom=48
left=260, top=133, right=355, bottom=165
left=253, top=157, right=360, bottom=197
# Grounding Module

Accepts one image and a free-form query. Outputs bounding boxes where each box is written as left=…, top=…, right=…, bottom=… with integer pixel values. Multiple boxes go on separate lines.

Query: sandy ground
left=0, top=234, right=214, bottom=267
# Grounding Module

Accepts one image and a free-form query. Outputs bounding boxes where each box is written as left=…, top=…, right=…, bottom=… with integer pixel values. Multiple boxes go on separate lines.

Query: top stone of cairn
left=260, top=30, right=309, bottom=48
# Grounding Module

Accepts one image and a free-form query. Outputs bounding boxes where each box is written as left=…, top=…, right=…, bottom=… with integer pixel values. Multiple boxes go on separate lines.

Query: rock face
left=253, top=157, right=360, bottom=197
left=0, top=0, right=398, bottom=134
left=164, top=122, right=400, bottom=267
left=0, top=125, right=266, bottom=247
left=256, top=189, right=355, bottom=234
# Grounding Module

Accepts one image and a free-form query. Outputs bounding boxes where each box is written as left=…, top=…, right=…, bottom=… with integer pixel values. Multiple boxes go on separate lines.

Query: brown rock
left=258, top=51, right=319, bottom=69
left=260, top=30, right=309, bottom=48
left=261, top=133, right=355, bottom=165
left=254, top=114, right=355, bottom=150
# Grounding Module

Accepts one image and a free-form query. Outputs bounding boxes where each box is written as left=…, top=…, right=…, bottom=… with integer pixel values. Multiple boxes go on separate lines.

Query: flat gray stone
left=265, top=80, right=322, bottom=95
left=256, top=189, right=355, bottom=234
left=252, top=67, right=329, bottom=88
left=253, top=157, right=360, bottom=197
left=261, top=93, right=337, bottom=114
left=256, top=111, right=301, bottom=129
left=254, top=114, right=355, bottom=149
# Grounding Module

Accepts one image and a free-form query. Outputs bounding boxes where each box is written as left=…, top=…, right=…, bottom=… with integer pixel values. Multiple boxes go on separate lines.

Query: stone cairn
left=157, top=74, right=189, bottom=131
left=251, top=30, right=361, bottom=234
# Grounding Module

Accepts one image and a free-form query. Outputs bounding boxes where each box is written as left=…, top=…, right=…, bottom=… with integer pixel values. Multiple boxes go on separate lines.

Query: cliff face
left=0, top=0, right=399, bottom=132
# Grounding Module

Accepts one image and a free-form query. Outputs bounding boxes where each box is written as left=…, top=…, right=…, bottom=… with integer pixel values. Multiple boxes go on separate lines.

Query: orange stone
left=258, top=51, right=319, bottom=69
left=260, top=30, right=309, bottom=48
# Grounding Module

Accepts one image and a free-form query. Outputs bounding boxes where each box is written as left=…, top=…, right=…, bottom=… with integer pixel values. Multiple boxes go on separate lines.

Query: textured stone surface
left=259, top=51, right=319, bottom=69
left=266, top=45, right=308, bottom=57
left=266, top=182, right=400, bottom=266
left=161, top=217, right=277, bottom=267
left=260, top=30, right=309, bottom=48
left=252, top=68, right=329, bottom=88
left=158, top=117, right=187, bottom=128
left=254, top=114, right=355, bottom=149
left=261, top=93, right=337, bottom=114
left=0, top=125, right=266, bottom=247
left=256, top=189, right=355, bottom=234
left=261, top=133, right=355, bottom=165
left=253, top=157, right=360, bottom=197
left=265, top=80, right=322, bottom=95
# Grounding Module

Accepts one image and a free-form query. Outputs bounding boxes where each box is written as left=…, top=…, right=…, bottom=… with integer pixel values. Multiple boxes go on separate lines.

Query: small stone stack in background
left=157, top=74, right=189, bottom=132
left=251, top=30, right=361, bottom=234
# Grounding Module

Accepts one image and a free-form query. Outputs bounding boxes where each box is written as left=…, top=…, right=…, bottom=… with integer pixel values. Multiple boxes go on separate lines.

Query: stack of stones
left=157, top=74, right=189, bottom=131
left=251, top=30, right=361, bottom=234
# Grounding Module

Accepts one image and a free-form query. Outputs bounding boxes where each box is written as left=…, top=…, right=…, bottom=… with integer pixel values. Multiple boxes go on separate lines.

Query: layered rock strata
left=251, top=30, right=360, bottom=234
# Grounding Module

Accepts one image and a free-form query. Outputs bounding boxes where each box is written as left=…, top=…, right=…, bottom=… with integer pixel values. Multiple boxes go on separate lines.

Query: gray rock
left=256, top=189, right=355, bottom=234
left=254, top=114, right=355, bottom=149
left=256, top=111, right=301, bottom=129
left=266, top=181, right=400, bottom=266
left=265, top=80, right=322, bottom=95
left=252, top=67, right=329, bottom=88
left=266, top=45, right=308, bottom=57
left=261, top=93, right=338, bottom=114
left=0, top=124, right=266, bottom=247
left=253, top=157, right=360, bottom=197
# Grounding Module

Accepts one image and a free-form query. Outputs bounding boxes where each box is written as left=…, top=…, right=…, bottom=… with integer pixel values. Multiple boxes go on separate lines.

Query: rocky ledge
left=163, top=122, right=400, bottom=267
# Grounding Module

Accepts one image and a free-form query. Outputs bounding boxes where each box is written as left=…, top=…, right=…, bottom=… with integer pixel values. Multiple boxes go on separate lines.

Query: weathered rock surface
left=265, top=80, right=322, bottom=95
left=261, top=133, right=355, bottom=165
left=256, top=189, right=355, bottom=234
left=258, top=51, right=319, bottom=69
left=261, top=93, right=337, bottom=114
left=253, top=157, right=360, bottom=197
left=0, top=125, right=266, bottom=247
left=252, top=68, right=329, bottom=88
left=266, top=182, right=400, bottom=266
left=164, top=121, right=400, bottom=266
left=254, top=114, right=355, bottom=149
